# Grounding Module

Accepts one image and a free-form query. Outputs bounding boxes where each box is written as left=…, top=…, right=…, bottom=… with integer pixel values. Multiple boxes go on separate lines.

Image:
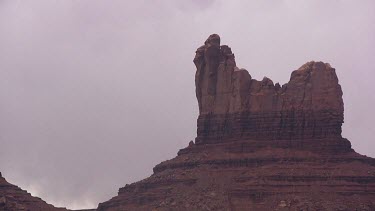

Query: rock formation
left=0, top=172, right=68, bottom=211
left=194, top=34, right=344, bottom=143
left=1, top=34, right=375, bottom=210
left=97, top=34, right=375, bottom=210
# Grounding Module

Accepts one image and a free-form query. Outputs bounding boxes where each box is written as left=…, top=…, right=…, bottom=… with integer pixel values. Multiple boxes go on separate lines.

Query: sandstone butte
left=1, top=34, right=375, bottom=211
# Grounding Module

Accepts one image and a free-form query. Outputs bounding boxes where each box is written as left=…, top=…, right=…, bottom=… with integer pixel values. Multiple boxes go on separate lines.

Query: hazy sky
left=0, top=0, right=374, bottom=209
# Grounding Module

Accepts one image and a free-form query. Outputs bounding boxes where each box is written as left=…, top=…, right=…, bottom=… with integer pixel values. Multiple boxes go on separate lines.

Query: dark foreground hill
left=1, top=34, right=375, bottom=210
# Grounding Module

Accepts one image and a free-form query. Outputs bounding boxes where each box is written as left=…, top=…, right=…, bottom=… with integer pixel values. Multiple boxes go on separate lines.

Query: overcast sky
left=0, top=0, right=374, bottom=209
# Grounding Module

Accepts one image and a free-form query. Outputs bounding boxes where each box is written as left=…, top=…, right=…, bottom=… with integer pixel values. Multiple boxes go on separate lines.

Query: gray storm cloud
left=0, top=0, right=374, bottom=209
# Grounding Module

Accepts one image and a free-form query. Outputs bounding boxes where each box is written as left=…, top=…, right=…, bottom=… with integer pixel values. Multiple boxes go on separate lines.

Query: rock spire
left=194, top=34, right=344, bottom=143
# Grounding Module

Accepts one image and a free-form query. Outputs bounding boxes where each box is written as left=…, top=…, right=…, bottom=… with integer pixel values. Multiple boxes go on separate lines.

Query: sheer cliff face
left=194, top=34, right=344, bottom=143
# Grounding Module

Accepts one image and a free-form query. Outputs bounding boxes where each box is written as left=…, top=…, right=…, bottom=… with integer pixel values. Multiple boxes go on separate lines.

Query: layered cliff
left=97, top=34, right=375, bottom=210
left=0, top=172, right=68, bottom=211
left=194, top=34, right=344, bottom=143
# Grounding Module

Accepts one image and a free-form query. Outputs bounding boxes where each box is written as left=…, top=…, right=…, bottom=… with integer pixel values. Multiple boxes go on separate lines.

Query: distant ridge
left=0, top=172, right=68, bottom=210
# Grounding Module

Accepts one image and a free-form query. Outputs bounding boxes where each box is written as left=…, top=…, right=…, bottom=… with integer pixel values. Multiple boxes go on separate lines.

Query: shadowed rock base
left=97, top=35, right=375, bottom=210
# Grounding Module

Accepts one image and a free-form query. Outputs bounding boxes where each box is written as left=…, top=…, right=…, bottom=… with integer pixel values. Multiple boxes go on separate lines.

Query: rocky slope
left=0, top=172, right=68, bottom=211
left=97, top=34, right=375, bottom=210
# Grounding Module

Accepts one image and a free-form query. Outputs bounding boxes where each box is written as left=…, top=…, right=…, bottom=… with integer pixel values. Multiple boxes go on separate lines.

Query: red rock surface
left=97, top=34, right=375, bottom=210
left=194, top=34, right=344, bottom=143
left=0, top=172, right=68, bottom=211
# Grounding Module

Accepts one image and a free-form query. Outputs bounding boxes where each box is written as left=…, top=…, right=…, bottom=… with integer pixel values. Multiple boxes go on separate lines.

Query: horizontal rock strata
left=98, top=142, right=375, bottom=210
